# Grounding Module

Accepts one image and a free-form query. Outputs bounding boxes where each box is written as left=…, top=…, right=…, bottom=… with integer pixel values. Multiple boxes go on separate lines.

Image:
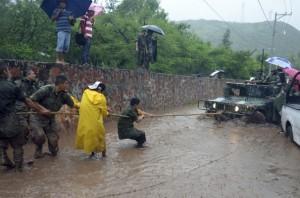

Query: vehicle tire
left=215, top=114, right=228, bottom=122
left=248, top=111, right=266, bottom=123
left=284, top=125, right=289, bottom=137
left=287, top=125, right=294, bottom=143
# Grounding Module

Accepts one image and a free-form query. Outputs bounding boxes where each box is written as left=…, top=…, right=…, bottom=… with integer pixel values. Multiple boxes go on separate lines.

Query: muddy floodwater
left=1, top=105, right=300, bottom=198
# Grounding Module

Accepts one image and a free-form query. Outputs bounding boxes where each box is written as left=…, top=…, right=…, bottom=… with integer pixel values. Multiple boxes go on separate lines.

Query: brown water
left=1, top=105, right=300, bottom=198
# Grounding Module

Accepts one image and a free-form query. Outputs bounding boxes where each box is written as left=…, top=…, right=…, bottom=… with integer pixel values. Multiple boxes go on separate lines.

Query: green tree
left=222, top=29, right=232, bottom=49
left=0, top=0, right=261, bottom=79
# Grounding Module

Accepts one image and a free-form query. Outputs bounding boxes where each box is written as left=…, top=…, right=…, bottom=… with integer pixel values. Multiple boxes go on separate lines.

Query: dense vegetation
left=184, top=19, right=300, bottom=68
left=0, top=0, right=265, bottom=79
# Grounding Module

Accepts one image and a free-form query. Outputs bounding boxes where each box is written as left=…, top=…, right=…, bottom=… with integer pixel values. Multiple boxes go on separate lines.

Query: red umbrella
left=89, top=3, right=105, bottom=16
left=283, top=67, right=300, bottom=81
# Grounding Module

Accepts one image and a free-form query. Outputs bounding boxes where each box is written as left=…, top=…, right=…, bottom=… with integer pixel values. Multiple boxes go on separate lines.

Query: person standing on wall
left=136, top=29, right=156, bottom=70
left=51, top=0, right=75, bottom=64
left=80, top=8, right=95, bottom=65
left=136, top=29, right=147, bottom=68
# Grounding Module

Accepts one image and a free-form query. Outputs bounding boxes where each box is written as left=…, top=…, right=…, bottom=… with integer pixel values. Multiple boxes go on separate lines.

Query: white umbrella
left=142, top=25, right=165, bottom=35
left=265, top=56, right=292, bottom=68
left=210, top=70, right=224, bottom=77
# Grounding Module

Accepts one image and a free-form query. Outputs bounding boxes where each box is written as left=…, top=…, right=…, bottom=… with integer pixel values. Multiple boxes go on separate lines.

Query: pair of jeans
left=82, top=37, right=92, bottom=64
left=56, top=31, right=71, bottom=53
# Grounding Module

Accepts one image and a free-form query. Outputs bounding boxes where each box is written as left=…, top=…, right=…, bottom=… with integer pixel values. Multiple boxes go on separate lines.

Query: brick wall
left=2, top=60, right=230, bottom=111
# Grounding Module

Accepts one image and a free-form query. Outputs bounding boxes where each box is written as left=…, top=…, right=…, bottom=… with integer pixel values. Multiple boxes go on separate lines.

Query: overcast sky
left=159, top=0, right=300, bottom=30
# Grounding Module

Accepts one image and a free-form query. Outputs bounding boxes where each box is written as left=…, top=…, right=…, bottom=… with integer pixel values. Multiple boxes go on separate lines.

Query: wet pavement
left=1, top=105, right=300, bottom=198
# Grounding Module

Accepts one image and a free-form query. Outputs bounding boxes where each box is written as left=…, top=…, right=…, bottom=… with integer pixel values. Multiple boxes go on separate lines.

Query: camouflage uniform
left=13, top=78, right=39, bottom=141
left=0, top=78, right=27, bottom=170
left=117, top=106, right=146, bottom=147
left=136, top=33, right=147, bottom=67
left=30, top=84, right=74, bottom=158
left=137, top=31, right=154, bottom=69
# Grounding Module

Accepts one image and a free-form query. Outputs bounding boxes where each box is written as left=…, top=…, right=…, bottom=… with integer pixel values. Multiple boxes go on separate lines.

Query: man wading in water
left=117, top=97, right=152, bottom=148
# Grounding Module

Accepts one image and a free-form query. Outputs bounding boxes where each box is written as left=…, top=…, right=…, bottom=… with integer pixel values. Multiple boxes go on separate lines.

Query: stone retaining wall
left=2, top=60, right=232, bottom=111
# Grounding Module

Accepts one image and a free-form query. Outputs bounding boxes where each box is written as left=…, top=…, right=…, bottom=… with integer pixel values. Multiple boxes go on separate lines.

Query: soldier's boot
left=0, top=149, right=15, bottom=169
left=48, top=143, right=58, bottom=157
left=34, top=145, right=44, bottom=159
left=101, top=150, right=106, bottom=158
left=136, top=134, right=146, bottom=148
left=13, top=147, right=23, bottom=172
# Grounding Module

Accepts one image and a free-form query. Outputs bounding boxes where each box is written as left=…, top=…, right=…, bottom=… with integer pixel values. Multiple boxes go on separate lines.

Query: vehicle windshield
left=224, top=83, right=276, bottom=98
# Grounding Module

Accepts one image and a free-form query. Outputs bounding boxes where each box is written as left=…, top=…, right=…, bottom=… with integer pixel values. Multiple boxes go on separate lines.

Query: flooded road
left=1, top=105, right=300, bottom=198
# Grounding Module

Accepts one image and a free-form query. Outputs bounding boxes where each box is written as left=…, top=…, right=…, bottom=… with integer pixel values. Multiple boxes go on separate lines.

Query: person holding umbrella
left=136, top=25, right=164, bottom=70
left=136, top=29, right=147, bottom=68
left=80, top=3, right=104, bottom=64
left=80, top=7, right=95, bottom=65
left=51, top=0, right=75, bottom=64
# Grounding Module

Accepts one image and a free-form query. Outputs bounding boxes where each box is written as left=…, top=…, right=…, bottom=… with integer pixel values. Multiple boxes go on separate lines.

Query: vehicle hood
left=208, top=96, right=272, bottom=106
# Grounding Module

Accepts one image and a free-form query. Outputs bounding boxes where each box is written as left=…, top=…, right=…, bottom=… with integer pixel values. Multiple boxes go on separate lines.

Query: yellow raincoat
left=75, top=89, right=108, bottom=153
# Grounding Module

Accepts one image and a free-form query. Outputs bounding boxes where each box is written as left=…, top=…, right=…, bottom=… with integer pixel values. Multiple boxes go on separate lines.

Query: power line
left=289, top=0, right=293, bottom=13
left=283, top=0, right=288, bottom=12
left=202, top=0, right=226, bottom=22
left=286, top=0, right=293, bottom=24
left=257, top=0, right=273, bottom=29
left=202, top=0, right=270, bottom=48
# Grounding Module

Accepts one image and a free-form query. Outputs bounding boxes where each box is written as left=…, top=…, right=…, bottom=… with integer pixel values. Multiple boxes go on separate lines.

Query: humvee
left=203, top=82, right=283, bottom=122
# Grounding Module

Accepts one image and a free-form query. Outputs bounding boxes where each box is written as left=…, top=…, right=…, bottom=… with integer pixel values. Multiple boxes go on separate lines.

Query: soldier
left=136, top=29, right=155, bottom=70
left=20, top=68, right=39, bottom=97
left=13, top=68, right=39, bottom=142
left=0, top=64, right=49, bottom=171
left=117, top=97, right=152, bottom=148
left=30, top=75, right=75, bottom=158
left=136, top=29, right=147, bottom=68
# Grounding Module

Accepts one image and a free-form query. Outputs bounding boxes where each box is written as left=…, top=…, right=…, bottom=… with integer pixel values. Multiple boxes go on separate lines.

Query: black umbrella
left=142, top=25, right=165, bottom=35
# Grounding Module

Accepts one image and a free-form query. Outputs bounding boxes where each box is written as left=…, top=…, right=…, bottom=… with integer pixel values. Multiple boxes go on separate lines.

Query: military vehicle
left=203, top=81, right=283, bottom=122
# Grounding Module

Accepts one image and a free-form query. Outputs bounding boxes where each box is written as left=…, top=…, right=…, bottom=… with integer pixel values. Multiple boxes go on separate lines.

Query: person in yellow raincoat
left=75, top=81, right=108, bottom=158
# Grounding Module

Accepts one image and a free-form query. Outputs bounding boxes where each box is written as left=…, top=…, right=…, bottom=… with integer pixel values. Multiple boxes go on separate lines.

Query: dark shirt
left=20, top=79, right=39, bottom=97
left=12, top=78, right=39, bottom=112
left=52, top=8, right=73, bottom=32
left=137, top=34, right=147, bottom=50
left=145, top=34, right=153, bottom=53
left=13, top=78, right=39, bottom=97
left=30, top=84, right=74, bottom=112
left=0, top=79, right=26, bottom=117
left=118, top=106, right=139, bottom=129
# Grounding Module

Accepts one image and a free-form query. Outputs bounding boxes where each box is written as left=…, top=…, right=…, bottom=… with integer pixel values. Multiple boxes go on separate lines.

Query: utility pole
left=241, top=2, right=245, bottom=23
left=261, top=48, right=265, bottom=80
left=269, top=12, right=292, bottom=74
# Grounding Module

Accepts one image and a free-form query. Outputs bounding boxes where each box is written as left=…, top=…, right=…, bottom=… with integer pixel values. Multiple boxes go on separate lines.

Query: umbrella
left=88, top=3, right=105, bottom=16
left=283, top=67, right=300, bottom=81
left=41, top=0, right=92, bottom=18
left=142, top=25, right=165, bottom=35
left=265, top=56, right=292, bottom=69
left=209, top=70, right=225, bottom=77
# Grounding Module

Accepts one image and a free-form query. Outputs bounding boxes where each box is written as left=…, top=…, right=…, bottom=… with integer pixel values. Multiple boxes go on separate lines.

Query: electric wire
left=257, top=0, right=273, bottom=29
left=202, top=0, right=270, bottom=49
left=283, top=0, right=288, bottom=12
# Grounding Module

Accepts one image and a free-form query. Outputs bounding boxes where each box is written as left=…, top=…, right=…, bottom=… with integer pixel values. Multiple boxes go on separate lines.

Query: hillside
left=182, top=19, right=300, bottom=57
